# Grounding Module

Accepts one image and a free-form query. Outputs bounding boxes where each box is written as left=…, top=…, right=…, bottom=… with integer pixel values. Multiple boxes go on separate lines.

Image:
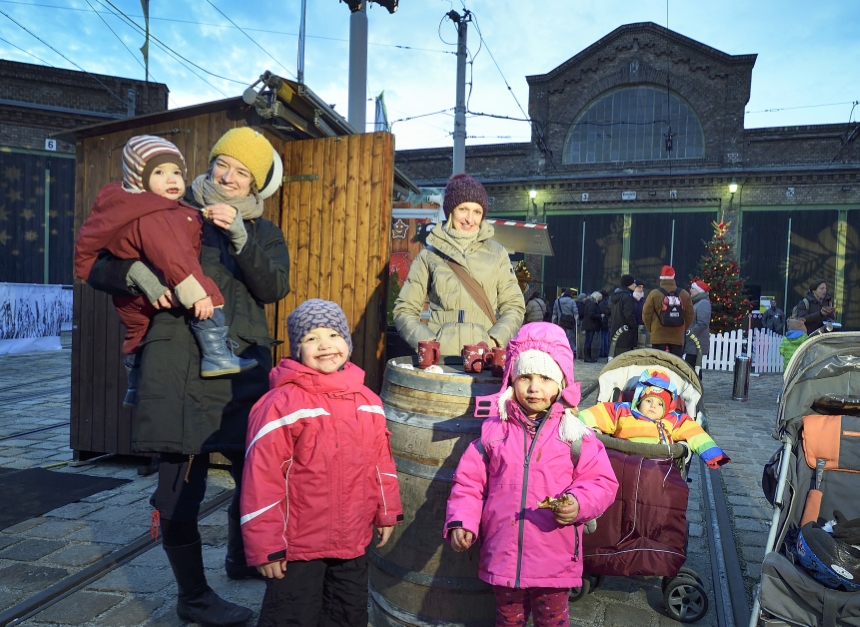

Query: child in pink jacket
left=444, top=322, right=618, bottom=627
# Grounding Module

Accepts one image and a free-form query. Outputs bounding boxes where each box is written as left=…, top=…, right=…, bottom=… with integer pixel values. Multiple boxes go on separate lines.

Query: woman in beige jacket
left=393, top=174, right=525, bottom=356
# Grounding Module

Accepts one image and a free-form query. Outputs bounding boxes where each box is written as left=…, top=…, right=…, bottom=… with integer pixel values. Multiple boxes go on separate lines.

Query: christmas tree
left=694, top=220, right=751, bottom=333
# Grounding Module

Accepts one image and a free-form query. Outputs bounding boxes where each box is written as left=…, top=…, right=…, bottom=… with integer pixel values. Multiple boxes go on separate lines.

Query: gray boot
left=192, top=326, right=258, bottom=378
left=123, top=353, right=141, bottom=408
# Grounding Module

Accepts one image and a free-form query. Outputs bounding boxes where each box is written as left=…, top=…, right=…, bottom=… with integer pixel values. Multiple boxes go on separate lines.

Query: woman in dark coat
left=581, top=291, right=603, bottom=363
left=86, top=128, right=290, bottom=627
left=794, top=278, right=835, bottom=334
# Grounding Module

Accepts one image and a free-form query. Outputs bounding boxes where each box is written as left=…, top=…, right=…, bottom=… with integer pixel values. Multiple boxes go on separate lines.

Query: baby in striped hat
left=75, top=136, right=256, bottom=407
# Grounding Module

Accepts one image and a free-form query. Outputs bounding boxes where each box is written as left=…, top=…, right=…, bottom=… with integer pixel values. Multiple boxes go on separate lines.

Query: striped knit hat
left=287, top=299, right=353, bottom=359
left=122, top=135, right=186, bottom=194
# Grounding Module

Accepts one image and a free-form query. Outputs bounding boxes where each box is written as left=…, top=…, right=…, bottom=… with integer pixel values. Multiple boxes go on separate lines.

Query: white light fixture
left=729, top=178, right=738, bottom=194
left=529, top=189, right=537, bottom=199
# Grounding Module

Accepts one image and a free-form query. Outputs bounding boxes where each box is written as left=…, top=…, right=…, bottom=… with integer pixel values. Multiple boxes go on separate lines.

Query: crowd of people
left=76, top=155, right=833, bottom=627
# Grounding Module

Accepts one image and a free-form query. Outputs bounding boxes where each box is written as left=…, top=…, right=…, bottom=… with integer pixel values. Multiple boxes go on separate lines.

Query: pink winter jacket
left=444, top=322, right=619, bottom=589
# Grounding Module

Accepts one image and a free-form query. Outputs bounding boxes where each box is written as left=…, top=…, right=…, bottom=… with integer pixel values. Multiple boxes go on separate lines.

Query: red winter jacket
left=240, top=358, right=403, bottom=566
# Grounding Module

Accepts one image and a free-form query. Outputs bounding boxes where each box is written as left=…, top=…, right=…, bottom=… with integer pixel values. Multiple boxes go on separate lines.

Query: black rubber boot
left=123, top=353, right=141, bottom=408
left=191, top=326, right=258, bottom=378
left=163, top=538, right=253, bottom=627
left=225, top=514, right=262, bottom=580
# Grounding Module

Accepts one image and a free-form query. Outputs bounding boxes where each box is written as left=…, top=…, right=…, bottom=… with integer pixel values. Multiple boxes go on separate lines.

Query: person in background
left=393, top=173, right=525, bottom=355
left=762, top=298, right=786, bottom=335
left=609, top=274, right=638, bottom=357
left=683, top=280, right=712, bottom=378
left=551, top=288, right=578, bottom=356
left=581, top=292, right=603, bottom=363
left=598, top=289, right=611, bottom=358
left=525, top=291, right=548, bottom=324
left=793, top=279, right=836, bottom=335
left=780, top=317, right=808, bottom=370
left=643, top=265, right=694, bottom=357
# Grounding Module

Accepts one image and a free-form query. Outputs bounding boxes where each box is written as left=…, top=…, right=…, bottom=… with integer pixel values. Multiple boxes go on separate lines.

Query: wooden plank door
left=274, top=132, right=394, bottom=392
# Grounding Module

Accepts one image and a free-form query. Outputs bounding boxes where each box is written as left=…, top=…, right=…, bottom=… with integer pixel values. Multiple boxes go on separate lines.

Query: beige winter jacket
left=393, top=221, right=525, bottom=355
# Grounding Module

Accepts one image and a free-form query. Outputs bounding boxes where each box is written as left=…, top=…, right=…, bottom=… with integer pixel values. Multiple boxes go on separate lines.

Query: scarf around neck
left=443, top=217, right=481, bottom=254
left=191, top=173, right=264, bottom=220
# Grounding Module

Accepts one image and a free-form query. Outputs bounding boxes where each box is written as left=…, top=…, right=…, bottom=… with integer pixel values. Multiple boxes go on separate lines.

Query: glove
left=225, top=215, right=248, bottom=253
left=832, top=510, right=860, bottom=545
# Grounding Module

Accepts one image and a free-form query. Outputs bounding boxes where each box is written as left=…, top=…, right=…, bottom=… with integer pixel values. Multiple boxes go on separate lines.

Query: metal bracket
left=283, top=174, right=319, bottom=183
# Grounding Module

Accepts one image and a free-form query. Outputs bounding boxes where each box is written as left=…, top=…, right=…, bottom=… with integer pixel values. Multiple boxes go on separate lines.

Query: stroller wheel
left=663, top=578, right=708, bottom=623
left=588, top=573, right=605, bottom=593
left=662, top=567, right=704, bottom=592
left=569, top=577, right=591, bottom=602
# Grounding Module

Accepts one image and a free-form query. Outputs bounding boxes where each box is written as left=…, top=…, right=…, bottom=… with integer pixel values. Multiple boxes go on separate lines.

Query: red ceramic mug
left=417, top=340, right=441, bottom=369
left=486, top=347, right=506, bottom=377
left=462, top=342, right=489, bottom=373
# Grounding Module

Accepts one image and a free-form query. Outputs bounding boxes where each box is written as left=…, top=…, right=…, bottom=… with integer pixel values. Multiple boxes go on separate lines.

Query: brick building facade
left=395, top=22, right=860, bottom=329
left=0, top=59, right=168, bottom=283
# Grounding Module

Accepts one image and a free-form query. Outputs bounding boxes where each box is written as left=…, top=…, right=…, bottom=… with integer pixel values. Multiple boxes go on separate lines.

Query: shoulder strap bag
left=426, top=245, right=498, bottom=325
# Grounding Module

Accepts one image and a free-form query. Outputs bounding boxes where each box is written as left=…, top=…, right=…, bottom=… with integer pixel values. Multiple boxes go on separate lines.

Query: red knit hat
left=692, top=280, right=711, bottom=292
left=639, top=385, right=673, bottom=416
left=659, top=265, right=676, bottom=280
left=442, top=173, right=489, bottom=219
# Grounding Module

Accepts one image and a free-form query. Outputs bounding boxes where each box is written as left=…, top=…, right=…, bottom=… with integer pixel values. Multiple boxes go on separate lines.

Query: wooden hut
left=57, top=75, right=418, bottom=460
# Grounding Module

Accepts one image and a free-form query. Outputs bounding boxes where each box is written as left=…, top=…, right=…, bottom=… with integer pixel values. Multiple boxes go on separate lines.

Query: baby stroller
left=750, top=331, right=860, bottom=627
left=572, top=347, right=710, bottom=623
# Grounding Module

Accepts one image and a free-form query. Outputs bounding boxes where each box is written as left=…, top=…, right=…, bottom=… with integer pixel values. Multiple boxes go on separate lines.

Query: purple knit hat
left=442, top=173, right=489, bottom=219
left=287, top=299, right=353, bottom=358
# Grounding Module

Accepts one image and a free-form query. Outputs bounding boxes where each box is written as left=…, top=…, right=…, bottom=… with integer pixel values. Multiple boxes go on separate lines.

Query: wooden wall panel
left=276, top=132, right=393, bottom=390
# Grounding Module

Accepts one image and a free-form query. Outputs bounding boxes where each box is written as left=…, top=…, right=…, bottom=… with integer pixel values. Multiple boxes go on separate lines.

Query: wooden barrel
left=369, top=356, right=500, bottom=627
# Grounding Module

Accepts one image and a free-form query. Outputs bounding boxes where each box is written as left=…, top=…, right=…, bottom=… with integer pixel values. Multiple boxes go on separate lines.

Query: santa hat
left=639, top=385, right=673, bottom=417
left=659, top=265, right=676, bottom=280
left=691, top=280, right=711, bottom=293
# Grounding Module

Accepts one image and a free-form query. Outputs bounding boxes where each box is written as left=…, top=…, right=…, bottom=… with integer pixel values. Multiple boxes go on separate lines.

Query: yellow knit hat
left=209, top=128, right=274, bottom=189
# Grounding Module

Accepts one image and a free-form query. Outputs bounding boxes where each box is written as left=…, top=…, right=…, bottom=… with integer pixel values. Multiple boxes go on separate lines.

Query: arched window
left=563, top=86, right=704, bottom=164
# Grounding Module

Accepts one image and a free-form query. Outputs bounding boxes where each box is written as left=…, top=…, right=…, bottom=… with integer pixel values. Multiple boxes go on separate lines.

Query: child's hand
left=192, top=297, right=214, bottom=320
left=257, top=560, right=287, bottom=579
left=552, top=494, right=580, bottom=526
left=450, top=528, right=474, bottom=552
left=152, top=289, right=179, bottom=310
left=375, top=526, right=393, bottom=548
left=205, top=203, right=238, bottom=229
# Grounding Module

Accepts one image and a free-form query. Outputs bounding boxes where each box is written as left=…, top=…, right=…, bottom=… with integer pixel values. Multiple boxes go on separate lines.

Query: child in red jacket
left=75, top=135, right=255, bottom=407
left=241, top=299, right=403, bottom=627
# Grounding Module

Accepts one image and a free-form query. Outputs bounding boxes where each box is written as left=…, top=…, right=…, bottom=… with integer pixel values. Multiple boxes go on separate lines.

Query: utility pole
left=348, top=3, right=368, bottom=132
left=297, top=0, right=307, bottom=84
left=449, top=9, right=471, bottom=175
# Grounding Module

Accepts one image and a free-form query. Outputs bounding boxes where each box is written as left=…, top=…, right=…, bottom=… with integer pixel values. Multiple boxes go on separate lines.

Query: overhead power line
left=203, top=0, right=296, bottom=80
left=746, top=100, right=860, bottom=114
left=0, top=6, right=130, bottom=107
left=0, top=34, right=54, bottom=66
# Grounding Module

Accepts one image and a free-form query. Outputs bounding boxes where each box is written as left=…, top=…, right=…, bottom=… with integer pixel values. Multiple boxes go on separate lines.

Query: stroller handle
left=595, top=432, right=688, bottom=461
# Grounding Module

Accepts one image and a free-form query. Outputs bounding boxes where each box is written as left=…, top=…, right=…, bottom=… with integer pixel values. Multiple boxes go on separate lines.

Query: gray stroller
left=750, top=331, right=860, bottom=627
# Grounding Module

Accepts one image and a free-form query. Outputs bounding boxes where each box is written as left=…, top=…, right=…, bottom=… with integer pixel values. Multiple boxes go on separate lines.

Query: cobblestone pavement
left=0, top=348, right=783, bottom=627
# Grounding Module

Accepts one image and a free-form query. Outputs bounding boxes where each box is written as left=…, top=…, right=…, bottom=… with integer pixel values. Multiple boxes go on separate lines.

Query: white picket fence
left=699, top=328, right=784, bottom=373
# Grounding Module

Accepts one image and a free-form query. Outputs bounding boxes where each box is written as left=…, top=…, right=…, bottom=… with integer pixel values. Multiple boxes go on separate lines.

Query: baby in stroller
left=574, top=354, right=730, bottom=623
left=578, top=368, right=731, bottom=469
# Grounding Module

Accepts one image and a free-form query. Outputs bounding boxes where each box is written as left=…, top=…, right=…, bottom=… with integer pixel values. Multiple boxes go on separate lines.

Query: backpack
left=657, top=287, right=685, bottom=327
left=791, top=298, right=809, bottom=319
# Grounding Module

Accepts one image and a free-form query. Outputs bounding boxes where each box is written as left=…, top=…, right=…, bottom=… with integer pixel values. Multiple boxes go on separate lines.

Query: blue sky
left=1, top=0, right=858, bottom=151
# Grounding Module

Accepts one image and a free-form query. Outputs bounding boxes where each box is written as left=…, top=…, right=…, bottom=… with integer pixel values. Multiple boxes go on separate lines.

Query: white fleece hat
left=512, top=349, right=565, bottom=390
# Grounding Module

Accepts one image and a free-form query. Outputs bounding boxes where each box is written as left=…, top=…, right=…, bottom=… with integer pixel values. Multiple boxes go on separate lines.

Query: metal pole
left=348, top=4, right=368, bottom=132
left=452, top=16, right=468, bottom=175
left=580, top=220, right=586, bottom=293
left=43, top=168, right=50, bottom=284
left=297, top=0, right=307, bottom=84
left=783, top=217, right=792, bottom=312
left=669, top=218, right=675, bottom=267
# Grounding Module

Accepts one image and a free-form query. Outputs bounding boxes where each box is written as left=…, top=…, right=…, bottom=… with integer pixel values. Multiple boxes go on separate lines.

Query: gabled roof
left=527, top=22, right=756, bottom=84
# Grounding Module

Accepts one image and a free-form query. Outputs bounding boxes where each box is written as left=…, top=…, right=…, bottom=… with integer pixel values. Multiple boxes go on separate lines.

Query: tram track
left=0, top=489, right=236, bottom=627
left=0, top=421, right=70, bottom=442
left=0, top=374, right=69, bottom=396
